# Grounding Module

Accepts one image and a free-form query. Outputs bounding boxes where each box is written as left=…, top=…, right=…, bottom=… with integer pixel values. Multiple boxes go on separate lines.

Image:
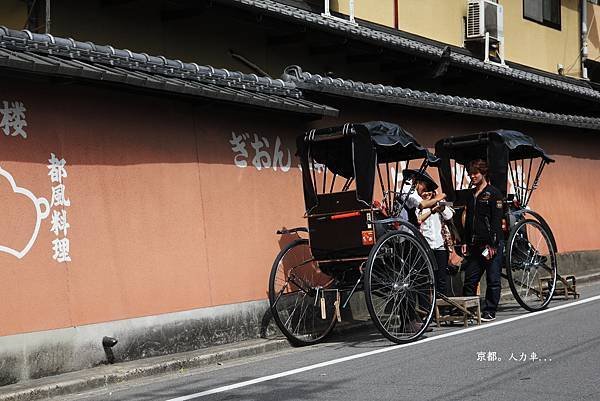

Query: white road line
left=165, top=294, right=600, bottom=401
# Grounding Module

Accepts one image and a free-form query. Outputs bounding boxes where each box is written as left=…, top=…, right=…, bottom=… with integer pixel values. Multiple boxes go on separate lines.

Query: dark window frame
left=523, top=0, right=562, bottom=31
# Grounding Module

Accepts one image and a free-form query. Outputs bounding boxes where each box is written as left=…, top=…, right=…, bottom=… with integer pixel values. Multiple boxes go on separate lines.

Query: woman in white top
left=403, top=169, right=454, bottom=297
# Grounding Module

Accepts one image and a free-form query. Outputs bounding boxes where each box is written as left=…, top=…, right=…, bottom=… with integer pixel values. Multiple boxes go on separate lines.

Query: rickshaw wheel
left=364, top=230, right=436, bottom=344
left=268, top=239, right=337, bottom=346
left=506, top=219, right=557, bottom=311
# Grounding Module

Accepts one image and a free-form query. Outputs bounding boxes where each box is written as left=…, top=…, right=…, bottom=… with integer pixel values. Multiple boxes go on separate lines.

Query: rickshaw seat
left=453, top=188, right=474, bottom=207
left=309, top=190, right=367, bottom=215
left=451, top=189, right=473, bottom=240
left=308, top=190, right=373, bottom=262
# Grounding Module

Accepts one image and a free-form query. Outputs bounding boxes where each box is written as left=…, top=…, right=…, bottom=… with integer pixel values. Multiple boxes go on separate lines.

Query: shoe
left=480, top=312, right=496, bottom=322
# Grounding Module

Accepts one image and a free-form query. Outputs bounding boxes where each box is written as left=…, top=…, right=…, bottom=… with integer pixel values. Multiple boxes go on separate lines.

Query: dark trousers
left=433, top=249, right=449, bottom=297
left=462, top=242, right=504, bottom=314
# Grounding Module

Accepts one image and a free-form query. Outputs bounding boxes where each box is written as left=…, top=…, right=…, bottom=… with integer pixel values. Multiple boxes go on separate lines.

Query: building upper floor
left=1, top=1, right=597, bottom=78
left=1, top=0, right=600, bottom=114
left=326, top=0, right=600, bottom=80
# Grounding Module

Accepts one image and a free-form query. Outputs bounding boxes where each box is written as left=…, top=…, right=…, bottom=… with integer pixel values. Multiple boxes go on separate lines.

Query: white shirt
left=417, top=205, right=454, bottom=250
left=399, top=183, right=422, bottom=221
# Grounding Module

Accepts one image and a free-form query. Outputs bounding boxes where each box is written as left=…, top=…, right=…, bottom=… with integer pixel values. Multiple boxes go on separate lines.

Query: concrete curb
left=0, top=338, right=291, bottom=401
left=0, top=320, right=373, bottom=401
left=567, top=270, right=600, bottom=285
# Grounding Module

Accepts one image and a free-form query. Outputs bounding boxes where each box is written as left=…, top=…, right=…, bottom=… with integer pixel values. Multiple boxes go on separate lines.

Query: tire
left=506, top=219, right=557, bottom=311
left=364, top=230, right=436, bottom=344
left=268, top=239, right=337, bottom=346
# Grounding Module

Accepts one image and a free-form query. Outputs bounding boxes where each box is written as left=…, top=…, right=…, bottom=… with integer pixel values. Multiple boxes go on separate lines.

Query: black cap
left=402, top=169, right=438, bottom=191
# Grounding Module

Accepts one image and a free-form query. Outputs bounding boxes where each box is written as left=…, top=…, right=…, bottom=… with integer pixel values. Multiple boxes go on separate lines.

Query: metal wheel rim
left=366, top=232, right=435, bottom=343
left=508, top=220, right=557, bottom=311
left=269, top=240, right=337, bottom=345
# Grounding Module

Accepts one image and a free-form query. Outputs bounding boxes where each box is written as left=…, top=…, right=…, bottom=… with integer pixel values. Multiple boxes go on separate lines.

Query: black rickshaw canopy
left=435, top=129, right=554, bottom=200
left=435, top=130, right=554, bottom=165
left=297, top=121, right=439, bottom=213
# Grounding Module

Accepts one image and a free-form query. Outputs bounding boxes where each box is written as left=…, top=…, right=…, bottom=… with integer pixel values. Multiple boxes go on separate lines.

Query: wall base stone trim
left=0, top=299, right=278, bottom=386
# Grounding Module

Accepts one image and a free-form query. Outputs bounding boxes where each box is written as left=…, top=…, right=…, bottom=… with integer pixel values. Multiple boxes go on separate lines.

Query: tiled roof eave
left=0, top=27, right=338, bottom=117
left=0, top=51, right=340, bottom=118
left=287, top=69, right=600, bottom=130
left=216, top=0, right=600, bottom=103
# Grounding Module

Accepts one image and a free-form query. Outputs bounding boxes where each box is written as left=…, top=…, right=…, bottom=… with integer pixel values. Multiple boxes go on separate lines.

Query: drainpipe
left=581, top=0, right=589, bottom=80
left=393, top=0, right=398, bottom=29
left=44, top=0, right=51, bottom=33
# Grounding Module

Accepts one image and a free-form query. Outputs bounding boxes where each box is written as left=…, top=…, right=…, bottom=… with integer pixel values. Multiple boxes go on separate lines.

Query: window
left=523, top=0, right=561, bottom=30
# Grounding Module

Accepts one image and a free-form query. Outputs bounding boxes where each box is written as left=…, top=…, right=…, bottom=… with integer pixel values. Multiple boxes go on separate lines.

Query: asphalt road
left=58, top=282, right=600, bottom=401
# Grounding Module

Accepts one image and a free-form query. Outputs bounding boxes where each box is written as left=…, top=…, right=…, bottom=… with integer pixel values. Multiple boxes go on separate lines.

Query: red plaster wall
left=0, top=80, right=598, bottom=337
left=0, top=79, right=309, bottom=336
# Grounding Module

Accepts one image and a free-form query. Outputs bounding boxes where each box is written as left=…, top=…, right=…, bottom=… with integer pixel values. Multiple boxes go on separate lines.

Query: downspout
left=45, top=0, right=51, bottom=33
left=393, top=0, right=398, bottom=29
left=581, top=0, right=589, bottom=80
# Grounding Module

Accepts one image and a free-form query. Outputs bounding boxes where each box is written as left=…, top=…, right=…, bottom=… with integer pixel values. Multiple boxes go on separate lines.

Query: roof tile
left=220, top=0, right=600, bottom=102
left=0, top=26, right=337, bottom=117
left=283, top=66, right=600, bottom=130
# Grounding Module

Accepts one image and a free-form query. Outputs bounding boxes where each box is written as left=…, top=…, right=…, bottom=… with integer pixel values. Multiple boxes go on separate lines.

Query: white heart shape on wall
left=0, top=166, right=50, bottom=259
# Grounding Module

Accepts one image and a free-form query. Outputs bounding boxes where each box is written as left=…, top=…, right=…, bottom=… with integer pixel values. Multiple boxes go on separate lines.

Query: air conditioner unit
left=466, top=0, right=503, bottom=42
left=466, top=0, right=507, bottom=67
left=322, top=0, right=357, bottom=25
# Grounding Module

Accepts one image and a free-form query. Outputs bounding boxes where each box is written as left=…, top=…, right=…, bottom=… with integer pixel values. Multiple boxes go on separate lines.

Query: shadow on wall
left=327, top=98, right=600, bottom=161
left=4, top=81, right=597, bottom=167
left=258, top=229, right=309, bottom=338
left=0, top=80, right=319, bottom=167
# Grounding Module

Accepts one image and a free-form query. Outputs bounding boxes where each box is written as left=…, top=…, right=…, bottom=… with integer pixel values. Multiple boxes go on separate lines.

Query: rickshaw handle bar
left=369, top=217, right=409, bottom=225
left=276, top=227, right=309, bottom=235
left=306, top=132, right=351, bottom=142
left=442, top=137, right=489, bottom=149
left=305, top=124, right=353, bottom=142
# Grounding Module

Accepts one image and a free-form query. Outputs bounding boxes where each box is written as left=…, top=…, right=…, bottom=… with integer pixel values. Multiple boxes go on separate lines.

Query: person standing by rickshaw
left=462, top=159, right=504, bottom=322
left=402, top=170, right=453, bottom=298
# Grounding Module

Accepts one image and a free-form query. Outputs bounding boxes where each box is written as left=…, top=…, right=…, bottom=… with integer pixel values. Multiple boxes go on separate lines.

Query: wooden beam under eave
left=100, top=0, right=140, bottom=7
left=309, top=40, right=348, bottom=56
left=346, top=51, right=383, bottom=64
left=266, top=30, right=307, bottom=47
left=160, top=7, right=210, bottom=21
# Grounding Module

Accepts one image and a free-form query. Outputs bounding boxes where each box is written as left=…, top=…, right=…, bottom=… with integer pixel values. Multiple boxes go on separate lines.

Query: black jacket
left=464, top=184, right=504, bottom=247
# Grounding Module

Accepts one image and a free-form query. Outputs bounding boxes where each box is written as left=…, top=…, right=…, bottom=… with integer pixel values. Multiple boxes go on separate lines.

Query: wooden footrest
left=540, top=275, right=580, bottom=299
left=435, top=296, right=481, bottom=327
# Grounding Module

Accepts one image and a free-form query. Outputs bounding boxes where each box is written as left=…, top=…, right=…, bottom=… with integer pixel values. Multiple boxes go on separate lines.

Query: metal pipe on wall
left=582, top=0, right=589, bottom=79
left=45, top=0, right=51, bottom=33
left=393, top=0, right=398, bottom=29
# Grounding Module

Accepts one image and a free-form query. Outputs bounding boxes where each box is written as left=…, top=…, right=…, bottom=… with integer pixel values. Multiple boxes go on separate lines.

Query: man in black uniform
left=462, top=159, right=504, bottom=322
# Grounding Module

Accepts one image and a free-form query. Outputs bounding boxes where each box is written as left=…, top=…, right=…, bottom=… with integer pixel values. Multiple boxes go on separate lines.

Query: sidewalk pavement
left=0, top=337, right=292, bottom=401
left=0, top=318, right=370, bottom=401
left=2, top=271, right=599, bottom=401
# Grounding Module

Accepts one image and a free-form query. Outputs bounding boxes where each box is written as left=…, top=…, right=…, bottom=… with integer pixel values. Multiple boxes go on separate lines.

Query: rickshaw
left=435, top=130, right=561, bottom=312
left=268, top=121, right=438, bottom=346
